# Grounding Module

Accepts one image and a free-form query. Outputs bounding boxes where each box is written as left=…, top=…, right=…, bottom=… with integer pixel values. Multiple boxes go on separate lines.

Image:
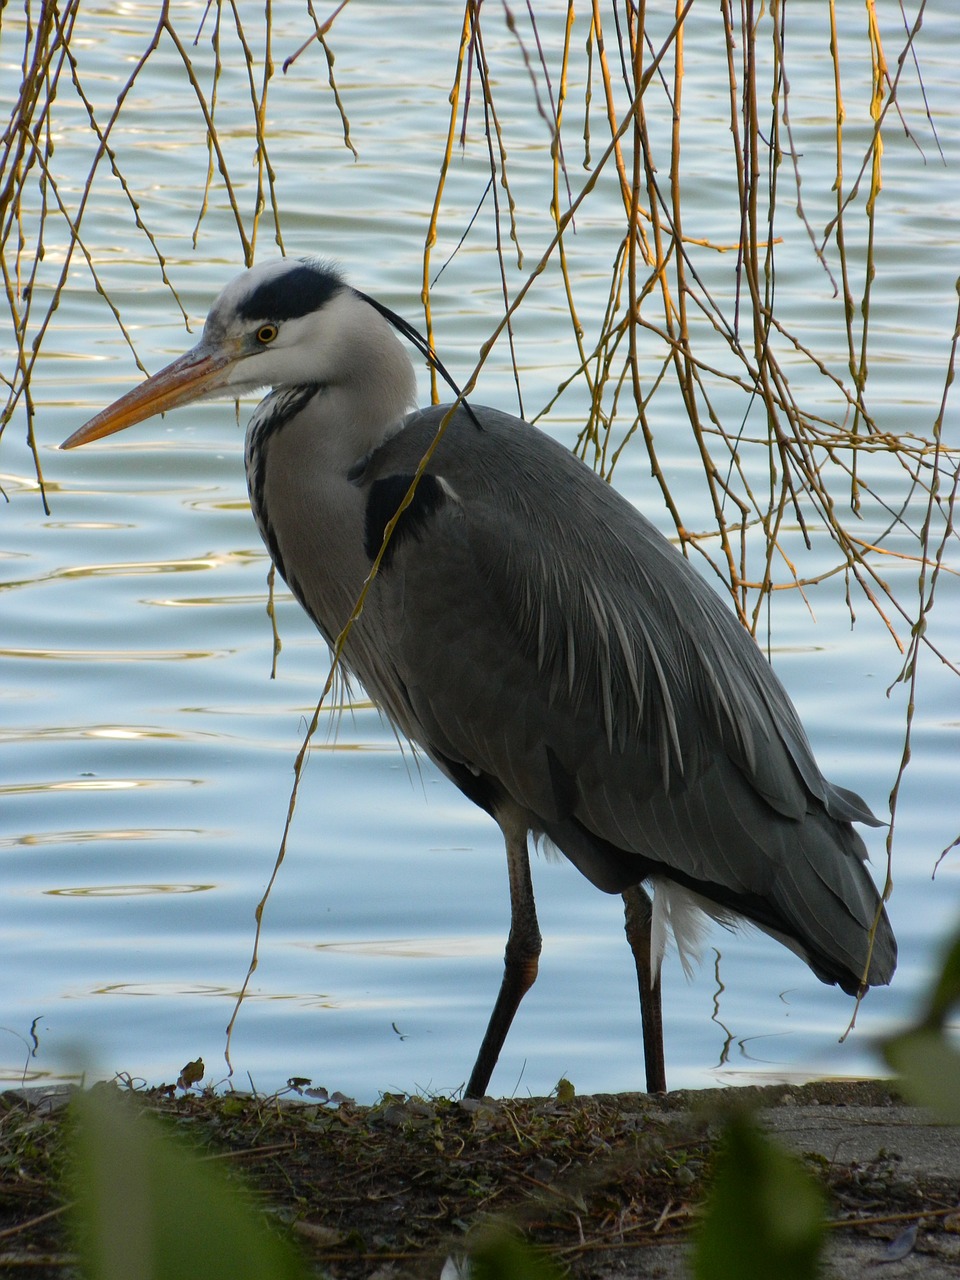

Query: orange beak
left=60, top=343, right=236, bottom=449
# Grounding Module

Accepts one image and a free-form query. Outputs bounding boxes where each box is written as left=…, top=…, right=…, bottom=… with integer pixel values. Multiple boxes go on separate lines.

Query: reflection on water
left=2, top=779, right=202, bottom=795
left=0, top=647, right=229, bottom=662
left=81, top=983, right=243, bottom=1000
left=47, top=884, right=215, bottom=898
left=1, top=831, right=202, bottom=851
left=1, top=4, right=958, bottom=1101
left=310, top=937, right=512, bottom=960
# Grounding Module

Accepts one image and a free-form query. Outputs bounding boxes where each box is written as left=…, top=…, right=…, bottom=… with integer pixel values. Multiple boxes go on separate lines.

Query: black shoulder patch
left=364, top=473, right=446, bottom=567
left=237, top=261, right=345, bottom=323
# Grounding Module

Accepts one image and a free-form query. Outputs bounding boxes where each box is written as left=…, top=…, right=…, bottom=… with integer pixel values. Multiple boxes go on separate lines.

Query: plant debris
left=0, top=1078, right=956, bottom=1277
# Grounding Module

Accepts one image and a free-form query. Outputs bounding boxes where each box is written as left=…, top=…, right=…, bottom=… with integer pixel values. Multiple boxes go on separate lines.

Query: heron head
left=61, top=257, right=417, bottom=450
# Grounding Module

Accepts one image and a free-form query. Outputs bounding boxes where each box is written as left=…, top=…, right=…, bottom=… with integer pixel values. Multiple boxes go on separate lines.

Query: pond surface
left=2, top=2, right=958, bottom=1101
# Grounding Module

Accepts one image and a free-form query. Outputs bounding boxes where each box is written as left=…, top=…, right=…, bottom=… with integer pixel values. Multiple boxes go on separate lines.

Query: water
left=2, top=2, right=958, bottom=1101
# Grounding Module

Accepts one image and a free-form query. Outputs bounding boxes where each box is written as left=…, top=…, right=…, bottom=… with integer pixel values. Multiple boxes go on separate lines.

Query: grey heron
left=62, top=257, right=896, bottom=1097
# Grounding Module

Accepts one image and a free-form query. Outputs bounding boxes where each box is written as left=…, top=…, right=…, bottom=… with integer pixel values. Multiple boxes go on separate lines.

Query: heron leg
left=465, top=821, right=542, bottom=1099
left=622, top=884, right=667, bottom=1094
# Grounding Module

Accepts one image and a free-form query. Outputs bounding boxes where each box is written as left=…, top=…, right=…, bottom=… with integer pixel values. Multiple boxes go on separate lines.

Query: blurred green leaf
left=883, top=923, right=960, bottom=1123
left=68, top=1086, right=307, bottom=1280
left=470, top=1229, right=562, bottom=1280
left=693, top=1113, right=824, bottom=1280
left=885, top=1026, right=960, bottom=1122
left=925, top=933, right=960, bottom=1024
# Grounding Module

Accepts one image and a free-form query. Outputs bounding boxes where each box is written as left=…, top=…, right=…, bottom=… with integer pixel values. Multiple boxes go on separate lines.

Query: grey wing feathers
left=357, top=405, right=895, bottom=990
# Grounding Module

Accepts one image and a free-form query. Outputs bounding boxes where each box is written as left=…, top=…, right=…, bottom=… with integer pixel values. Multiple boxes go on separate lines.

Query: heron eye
left=256, top=323, right=279, bottom=345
